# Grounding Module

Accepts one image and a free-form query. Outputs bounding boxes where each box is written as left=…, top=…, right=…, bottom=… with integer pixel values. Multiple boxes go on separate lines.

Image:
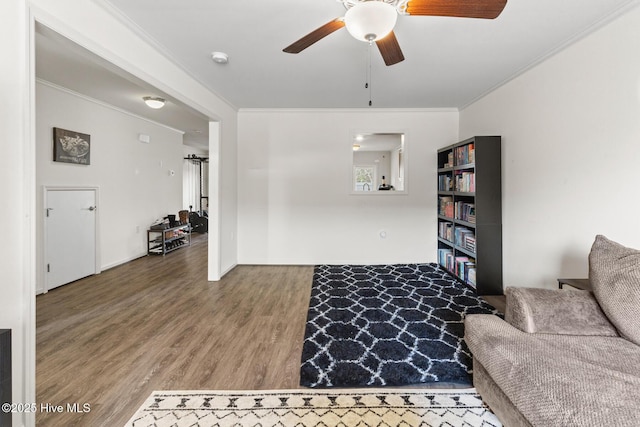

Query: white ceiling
left=35, top=23, right=210, bottom=149
left=102, top=0, right=637, bottom=109
left=354, top=133, right=403, bottom=151
left=35, top=0, right=638, bottom=148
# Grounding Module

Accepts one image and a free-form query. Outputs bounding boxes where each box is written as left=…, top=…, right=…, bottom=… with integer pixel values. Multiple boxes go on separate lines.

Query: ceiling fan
left=283, top=0, right=507, bottom=66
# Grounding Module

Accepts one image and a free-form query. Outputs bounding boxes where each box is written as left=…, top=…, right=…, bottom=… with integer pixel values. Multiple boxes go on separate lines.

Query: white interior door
left=45, top=188, right=98, bottom=291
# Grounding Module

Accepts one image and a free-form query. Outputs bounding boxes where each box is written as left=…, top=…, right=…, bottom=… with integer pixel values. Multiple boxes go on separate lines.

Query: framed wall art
left=53, top=127, right=91, bottom=165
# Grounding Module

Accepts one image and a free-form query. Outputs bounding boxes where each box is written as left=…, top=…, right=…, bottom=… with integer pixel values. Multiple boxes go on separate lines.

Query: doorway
left=43, top=187, right=100, bottom=292
left=25, top=16, right=223, bottom=427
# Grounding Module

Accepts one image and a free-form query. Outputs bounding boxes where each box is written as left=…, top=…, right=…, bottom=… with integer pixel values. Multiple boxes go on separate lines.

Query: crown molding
left=37, top=78, right=185, bottom=135
left=238, top=107, right=459, bottom=114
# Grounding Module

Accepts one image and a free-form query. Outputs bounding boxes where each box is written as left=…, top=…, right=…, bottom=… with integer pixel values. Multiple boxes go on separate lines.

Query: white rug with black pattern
left=300, top=263, right=500, bottom=388
left=125, top=389, right=502, bottom=427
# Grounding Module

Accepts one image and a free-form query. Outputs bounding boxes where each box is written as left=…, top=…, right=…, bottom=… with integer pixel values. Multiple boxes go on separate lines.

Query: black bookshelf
left=437, top=136, right=503, bottom=295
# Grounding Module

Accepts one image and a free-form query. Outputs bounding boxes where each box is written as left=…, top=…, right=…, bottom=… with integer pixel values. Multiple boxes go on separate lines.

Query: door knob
left=87, top=206, right=96, bottom=211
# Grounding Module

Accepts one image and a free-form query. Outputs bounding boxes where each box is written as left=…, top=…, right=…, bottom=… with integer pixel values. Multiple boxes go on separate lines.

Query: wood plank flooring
left=36, top=236, right=505, bottom=426
left=37, top=235, right=313, bottom=426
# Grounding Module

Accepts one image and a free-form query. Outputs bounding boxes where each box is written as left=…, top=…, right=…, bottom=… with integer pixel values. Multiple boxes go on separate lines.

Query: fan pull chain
left=364, top=41, right=369, bottom=91
left=367, top=41, right=373, bottom=106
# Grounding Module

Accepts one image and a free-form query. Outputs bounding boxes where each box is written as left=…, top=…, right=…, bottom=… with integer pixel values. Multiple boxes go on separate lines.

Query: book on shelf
left=464, top=235, right=476, bottom=253
left=455, top=202, right=476, bottom=223
left=454, top=256, right=476, bottom=284
left=438, top=248, right=454, bottom=271
left=455, top=143, right=475, bottom=166
left=438, top=221, right=453, bottom=242
left=438, top=196, right=454, bottom=218
left=438, top=175, right=453, bottom=191
left=468, top=267, right=477, bottom=287
left=454, top=171, right=475, bottom=192
left=454, top=227, right=476, bottom=253
left=439, top=249, right=477, bottom=286
left=441, top=151, right=454, bottom=168
left=454, top=256, right=468, bottom=278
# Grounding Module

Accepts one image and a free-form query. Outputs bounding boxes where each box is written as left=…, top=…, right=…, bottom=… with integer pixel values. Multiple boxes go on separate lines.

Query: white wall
left=460, top=5, right=640, bottom=288
left=35, top=81, right=184, bottom=292
left=237, top=109, right=458, bottom=264
left=1, top=2, right=33, bottom=425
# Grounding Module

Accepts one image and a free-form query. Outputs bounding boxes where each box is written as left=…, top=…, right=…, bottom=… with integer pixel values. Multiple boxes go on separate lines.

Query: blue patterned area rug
left=125, top=389, right=501, bottom=427
left=300, top=263, right=500, bottom=388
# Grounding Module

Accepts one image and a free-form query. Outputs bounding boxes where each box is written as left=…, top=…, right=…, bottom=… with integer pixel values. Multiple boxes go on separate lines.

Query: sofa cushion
left=589, top=235, right=640, bottom=346
left=466, top=315, right=640, bottom=426
left=505, top=287, right=618, bottom=336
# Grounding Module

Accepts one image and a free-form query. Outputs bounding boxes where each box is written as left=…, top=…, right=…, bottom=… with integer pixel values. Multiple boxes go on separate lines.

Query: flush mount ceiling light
left=353, top=144, right=361, bottom=151
left=211, top=51, right=229, bottom=64
left=344, top=1, right=398, bottom=42
left=143, top=96, right=165, bottom=109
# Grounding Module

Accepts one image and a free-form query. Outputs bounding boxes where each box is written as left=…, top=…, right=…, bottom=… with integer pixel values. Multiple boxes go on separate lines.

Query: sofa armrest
left=505, top=287, right=619, bottom=336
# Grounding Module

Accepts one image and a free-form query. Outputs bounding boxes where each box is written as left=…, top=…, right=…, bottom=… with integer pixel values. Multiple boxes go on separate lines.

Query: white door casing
left=44, top=187, right=100, bottom=291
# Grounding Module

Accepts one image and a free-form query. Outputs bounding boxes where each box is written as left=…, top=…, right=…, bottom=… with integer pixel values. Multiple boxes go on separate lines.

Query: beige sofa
left=465, top=235, right=640, bottom=426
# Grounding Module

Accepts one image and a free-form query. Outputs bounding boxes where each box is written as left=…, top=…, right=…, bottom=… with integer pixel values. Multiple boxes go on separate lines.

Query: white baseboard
left=218, top=262, right=237, bottom=279
left=100, top=252, right=147, bottom=271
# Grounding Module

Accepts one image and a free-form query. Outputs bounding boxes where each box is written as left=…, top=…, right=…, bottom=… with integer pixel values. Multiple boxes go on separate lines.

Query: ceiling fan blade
left=406, top=0, right=507, bottom=19
left=376, top=31, right=405, bottom=66
left=283, top=18, right=345, bottom=54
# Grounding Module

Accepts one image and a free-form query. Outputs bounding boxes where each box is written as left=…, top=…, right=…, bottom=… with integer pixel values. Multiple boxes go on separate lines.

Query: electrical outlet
left=136, top=225, right=140, bottom=233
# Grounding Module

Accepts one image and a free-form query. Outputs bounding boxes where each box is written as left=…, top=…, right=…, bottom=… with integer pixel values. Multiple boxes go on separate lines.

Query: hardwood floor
left=36, top=235, right=313, bottom=426
left=36, top=236, right=505, bottom=426
left=482, top=294, right=506, bottom=313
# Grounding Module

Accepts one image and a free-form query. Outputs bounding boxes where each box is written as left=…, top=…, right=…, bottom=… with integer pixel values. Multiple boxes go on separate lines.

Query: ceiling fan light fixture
left=344, top=1, right=397, bottom=42
left=143, top=96, right=165, bottom=109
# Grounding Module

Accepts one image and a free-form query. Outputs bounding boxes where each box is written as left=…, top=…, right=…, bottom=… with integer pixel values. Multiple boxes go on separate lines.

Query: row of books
left=439, top=221, right=476, bottom=250
left=438, top=221, right=453, bottom=242
left=442, top=151, right=454, bottom=168
left=455, top=202, right=476, bottom=223
left=454, top=227, right=476, bottom=253
left=438, top=196, right=454, bottom=218
left=456, top=256, right=477, bottom=287
left=438, top=175, right=453, bottom=191
left=455, top=143, right=475, bottom=166
left=455, top=171, right=475, bottom=192
left=437, top=248, right=477, bottom=287
left=438, top=248, right=454, bottom=271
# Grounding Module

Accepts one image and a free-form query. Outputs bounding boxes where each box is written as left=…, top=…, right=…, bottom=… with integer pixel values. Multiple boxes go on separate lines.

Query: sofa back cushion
left=589, top=235, right=640, bottom=346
